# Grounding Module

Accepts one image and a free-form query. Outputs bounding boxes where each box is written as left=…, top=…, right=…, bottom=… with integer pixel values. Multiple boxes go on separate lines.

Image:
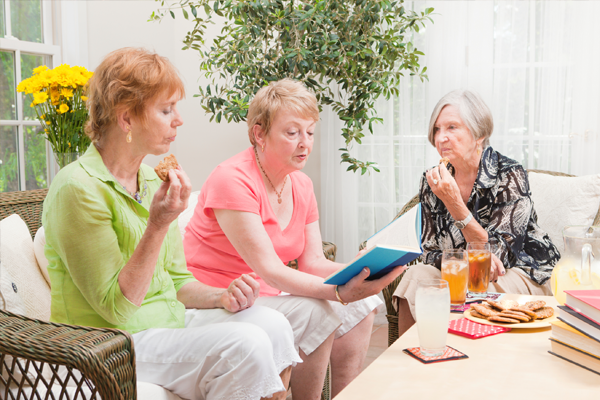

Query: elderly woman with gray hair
left=393, top=89, right=560, bottom=335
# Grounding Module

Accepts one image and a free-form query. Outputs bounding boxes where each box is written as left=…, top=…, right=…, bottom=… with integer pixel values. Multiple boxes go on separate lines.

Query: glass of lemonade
left=467, top=242, right=492, bottom=298
left=441, top=249, right=469, bottom=306
left=415, top=279, right=450, bottom=357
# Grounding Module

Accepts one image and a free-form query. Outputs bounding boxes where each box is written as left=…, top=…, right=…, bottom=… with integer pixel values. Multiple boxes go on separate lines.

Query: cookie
left=486, top=300, right=519, bottom=311
left=486, top=300, right=504, bottom=311
left=488, top=315, right=520, bottom=324
left=154, top=154, right=179, bottom=181
left=472, top=304, right=499, bottom=318
left=533, top=306, right=554, bottom=319
left=525, top=300, right=546, bottom=311
left=498, top=311, right=530, bottom=322
left=439, top=157, right=450, bottom=167
left=509, top=307, right=538, bottom=320
left=470, top=310, right=488, bottom=319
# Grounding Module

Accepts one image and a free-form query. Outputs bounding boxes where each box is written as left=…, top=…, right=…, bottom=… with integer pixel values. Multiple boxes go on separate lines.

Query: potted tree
left=152, top=0, right=434, bottom=173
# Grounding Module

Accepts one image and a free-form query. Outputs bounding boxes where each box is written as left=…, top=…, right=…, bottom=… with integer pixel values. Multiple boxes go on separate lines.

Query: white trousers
left=255, top=294, right=382, bottom=356
left=133, top=306, right=302, bottom=400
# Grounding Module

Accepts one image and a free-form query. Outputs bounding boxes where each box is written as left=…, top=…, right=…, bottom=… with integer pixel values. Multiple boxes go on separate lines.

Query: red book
left=565, top=290, right=600, bottom=325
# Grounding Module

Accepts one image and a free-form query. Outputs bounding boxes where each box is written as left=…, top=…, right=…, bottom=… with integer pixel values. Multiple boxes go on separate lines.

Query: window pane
left=10, top=0, right=42, bottom=43
left=0, top=0, right=5, bottom=38
left=24, top=125, right=47, bottom=190
left=20, top=53, right=46, bottom=120
left=0, top=50, right=16, bottom=120
left=0, top=125, right=20, bottom=192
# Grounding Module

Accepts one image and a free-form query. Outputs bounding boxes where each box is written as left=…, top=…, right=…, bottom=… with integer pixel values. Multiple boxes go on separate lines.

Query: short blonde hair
left=246, top=79, right=319, bottom=145
left=427, top=89, right=494, bottom=148
left=85, top=47, right=185, bottom=142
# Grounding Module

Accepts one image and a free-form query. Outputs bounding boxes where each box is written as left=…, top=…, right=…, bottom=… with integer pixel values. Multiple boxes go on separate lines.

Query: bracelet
left=335, top=285, right=348, bottom=306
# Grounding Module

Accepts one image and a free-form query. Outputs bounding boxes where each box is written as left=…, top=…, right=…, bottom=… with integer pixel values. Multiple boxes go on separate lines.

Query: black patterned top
left=420, top=146, right=560, bottom=285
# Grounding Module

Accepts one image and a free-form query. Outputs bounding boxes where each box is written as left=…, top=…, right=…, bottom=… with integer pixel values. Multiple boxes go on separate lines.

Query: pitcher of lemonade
left=551, top=226, right=600, bottom=304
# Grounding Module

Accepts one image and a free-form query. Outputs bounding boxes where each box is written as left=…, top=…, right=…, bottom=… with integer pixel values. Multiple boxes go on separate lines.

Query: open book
left=324, top=204, right=423, bottom=285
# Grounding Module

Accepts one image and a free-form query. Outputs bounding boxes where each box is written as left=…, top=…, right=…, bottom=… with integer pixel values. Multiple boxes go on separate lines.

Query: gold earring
left=477, top=147, right=482, bottom=155
left=261, top=144, right=265, bottom=152
left=126, top=127, right=132, bottom=143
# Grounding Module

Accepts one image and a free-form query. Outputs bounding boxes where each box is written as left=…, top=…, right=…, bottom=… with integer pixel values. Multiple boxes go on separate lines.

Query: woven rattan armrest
left=0, top=309, right=136, bottom=400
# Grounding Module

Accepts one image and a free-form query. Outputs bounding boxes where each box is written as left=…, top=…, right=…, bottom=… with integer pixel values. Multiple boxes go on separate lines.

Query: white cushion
left=528, top=172, right=600, bottom=255
left=33, top=226, right=51, bottom=286
left=178, top=190, right=200, bottom=239
left=0, top=214, right=51, bottom=320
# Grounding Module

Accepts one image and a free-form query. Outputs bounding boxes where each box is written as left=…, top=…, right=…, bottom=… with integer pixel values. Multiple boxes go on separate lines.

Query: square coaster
left=465, top=291, right=505, bottom=303
left=448, top=317, right=511, bottom=339
left=403, top=345, right=468, bottom=364
left=450, top=303, right=471, bottom=313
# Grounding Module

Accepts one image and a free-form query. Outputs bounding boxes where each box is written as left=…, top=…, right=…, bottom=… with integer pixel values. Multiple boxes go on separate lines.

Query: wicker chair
left=379, top=169, right=600, bottom=347
left=1, top=188, right=335, bottom=400
left=0, top=189, right=136, bottom=400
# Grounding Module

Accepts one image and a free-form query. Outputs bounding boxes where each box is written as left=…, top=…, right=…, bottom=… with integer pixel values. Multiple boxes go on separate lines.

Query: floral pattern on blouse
left=420, top=146, right=560, bottom=285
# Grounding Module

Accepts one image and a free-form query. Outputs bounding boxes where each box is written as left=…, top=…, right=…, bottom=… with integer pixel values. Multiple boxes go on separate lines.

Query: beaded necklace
left=110, top=168, right=148, bottom=204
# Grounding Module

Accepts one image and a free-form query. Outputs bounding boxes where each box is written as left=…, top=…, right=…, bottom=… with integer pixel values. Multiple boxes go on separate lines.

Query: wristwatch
left=454, top=212, right=473, bottom=229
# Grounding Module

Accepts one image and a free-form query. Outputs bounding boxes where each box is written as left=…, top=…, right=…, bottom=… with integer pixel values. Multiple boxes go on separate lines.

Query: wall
left=61, top=0, right=321, bottom=205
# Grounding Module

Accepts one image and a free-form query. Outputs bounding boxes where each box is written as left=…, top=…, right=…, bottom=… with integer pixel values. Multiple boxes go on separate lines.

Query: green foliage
left=152, top=0, right=433, bottom=172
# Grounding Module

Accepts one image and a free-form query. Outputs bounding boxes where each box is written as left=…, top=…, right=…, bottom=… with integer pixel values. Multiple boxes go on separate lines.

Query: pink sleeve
left=203, top=165, right=260, bottom=217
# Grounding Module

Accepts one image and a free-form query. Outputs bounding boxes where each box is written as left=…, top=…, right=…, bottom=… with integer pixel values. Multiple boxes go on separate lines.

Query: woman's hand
left=220, top=273, right=261, bottom=313
left=425, top=163, right=462, bottom=205
left=337, top=265, right=406, bottom=303
left=148, top=166, right=192, bottom=230
left=489, top=254, right=506, bottom=282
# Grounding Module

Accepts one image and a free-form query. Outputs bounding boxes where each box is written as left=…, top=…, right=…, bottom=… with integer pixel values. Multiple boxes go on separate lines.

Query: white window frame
left=0, top=0, right=60, bottom=191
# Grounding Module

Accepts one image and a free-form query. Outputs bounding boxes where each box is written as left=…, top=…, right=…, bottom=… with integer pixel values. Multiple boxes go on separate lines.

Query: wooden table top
left=336, top=294, right=600, bottom=400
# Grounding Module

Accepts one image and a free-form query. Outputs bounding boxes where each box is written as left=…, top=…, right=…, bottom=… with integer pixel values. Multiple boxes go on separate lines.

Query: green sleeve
left=167, top=221, right=199, bottom=292
left=44, top=179, right=140, bottom=325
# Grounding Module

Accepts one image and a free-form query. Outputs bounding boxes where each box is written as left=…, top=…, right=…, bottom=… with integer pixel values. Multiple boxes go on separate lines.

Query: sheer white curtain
left=321, top=1, right=600, bottom=263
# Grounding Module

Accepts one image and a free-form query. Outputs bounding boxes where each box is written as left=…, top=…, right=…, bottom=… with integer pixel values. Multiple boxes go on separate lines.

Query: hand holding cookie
left=148, top=154, right=191, bottom=230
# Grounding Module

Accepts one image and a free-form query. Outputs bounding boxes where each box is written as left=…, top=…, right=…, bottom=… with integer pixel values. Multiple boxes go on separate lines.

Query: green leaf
left=169, top=10, right=175, bottom=19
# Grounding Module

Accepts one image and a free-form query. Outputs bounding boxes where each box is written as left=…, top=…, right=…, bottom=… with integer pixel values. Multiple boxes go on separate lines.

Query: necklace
left=109, top=168, right=148, bottom=204
left=254, top=146, right=287, bottom=204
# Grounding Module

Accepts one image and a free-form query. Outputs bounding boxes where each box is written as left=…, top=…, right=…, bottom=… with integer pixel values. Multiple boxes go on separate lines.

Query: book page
left=366, top=204, right=420, bottom=250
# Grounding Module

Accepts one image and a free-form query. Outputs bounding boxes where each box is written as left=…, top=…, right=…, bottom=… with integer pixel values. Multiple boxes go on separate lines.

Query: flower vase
left=54, top=152, right=83, bottom=169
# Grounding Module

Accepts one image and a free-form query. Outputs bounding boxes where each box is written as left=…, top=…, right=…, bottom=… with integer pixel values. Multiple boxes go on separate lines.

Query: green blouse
left=42, top=145, right=197, bottom=334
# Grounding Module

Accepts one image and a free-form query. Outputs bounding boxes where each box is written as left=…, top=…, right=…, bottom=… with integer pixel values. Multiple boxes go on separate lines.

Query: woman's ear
left=116, top=109, right=132, bottom=133
left=253, top=123, right=265, bottom=148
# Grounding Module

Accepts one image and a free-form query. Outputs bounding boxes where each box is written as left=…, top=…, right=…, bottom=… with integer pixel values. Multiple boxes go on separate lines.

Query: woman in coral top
left=184, top=79, right=404, bottom=399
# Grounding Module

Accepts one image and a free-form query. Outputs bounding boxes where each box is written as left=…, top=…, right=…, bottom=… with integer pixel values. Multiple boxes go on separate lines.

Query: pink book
left=448, top=318, right=511, bottom=339
left=565, top=290, right=600, bottom=325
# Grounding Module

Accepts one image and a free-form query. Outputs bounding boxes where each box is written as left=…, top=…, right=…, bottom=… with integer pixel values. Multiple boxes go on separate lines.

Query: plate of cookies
left=464, top=299, right=557, bottom=328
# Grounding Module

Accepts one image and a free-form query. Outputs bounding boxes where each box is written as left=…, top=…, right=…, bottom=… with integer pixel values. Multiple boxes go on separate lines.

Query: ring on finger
left=432, top=178, right=439, bottom=185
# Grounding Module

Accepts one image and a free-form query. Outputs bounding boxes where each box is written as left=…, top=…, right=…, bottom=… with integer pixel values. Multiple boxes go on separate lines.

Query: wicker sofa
left=377, top=169, right=600, bottom=346
left=0, top=189, right=336, bottom=400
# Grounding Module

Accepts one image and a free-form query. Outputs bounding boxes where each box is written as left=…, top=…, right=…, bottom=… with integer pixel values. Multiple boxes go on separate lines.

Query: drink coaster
left=451, top=303, right=471, bottom=313
left=448, top=317, right=511, bottom=338
left=403, top=346, right=468, bottom=364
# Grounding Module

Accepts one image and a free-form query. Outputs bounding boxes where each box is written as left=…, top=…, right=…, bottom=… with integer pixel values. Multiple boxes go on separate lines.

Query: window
left=0, top=0, right=60, bottom=192
left=321, top=1, right=600, bottom=262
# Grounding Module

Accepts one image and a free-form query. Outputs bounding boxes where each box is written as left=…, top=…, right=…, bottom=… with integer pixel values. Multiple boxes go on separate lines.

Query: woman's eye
left=308, top=131, right=314, bottom=136
left=163, top=109, right=172, bottom=115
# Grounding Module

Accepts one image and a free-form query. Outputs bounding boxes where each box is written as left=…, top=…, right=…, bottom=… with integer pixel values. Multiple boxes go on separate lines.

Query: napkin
left=448, top=317, right=511, bottom=339
left=403, top=346, right=468, bottom=364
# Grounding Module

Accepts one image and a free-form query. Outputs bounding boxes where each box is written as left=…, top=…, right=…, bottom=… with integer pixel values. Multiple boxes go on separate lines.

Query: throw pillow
left=178, top=190, right=200, bottom=239
left=0, top=214, right=51, bottom=321
left=528, top=172, right=600, bottom=255
left=33, top=226, right=51, bottom=286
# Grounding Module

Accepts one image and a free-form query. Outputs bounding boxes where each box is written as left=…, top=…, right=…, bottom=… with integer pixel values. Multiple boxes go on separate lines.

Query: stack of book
left=549, top=289, right=600, bottom=375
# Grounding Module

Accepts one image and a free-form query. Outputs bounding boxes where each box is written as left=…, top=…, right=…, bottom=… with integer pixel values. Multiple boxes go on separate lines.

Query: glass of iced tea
left=441, top=249, right=469, bottom=306
left=467, top=242, right=492, bottom=298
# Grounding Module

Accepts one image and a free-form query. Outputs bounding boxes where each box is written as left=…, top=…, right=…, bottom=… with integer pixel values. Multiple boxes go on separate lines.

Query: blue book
left=324, top=204, right=423, bottom=285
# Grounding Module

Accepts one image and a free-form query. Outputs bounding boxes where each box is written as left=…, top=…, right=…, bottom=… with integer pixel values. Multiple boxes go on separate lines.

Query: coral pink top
left=184, top=147, right=319, bottom=296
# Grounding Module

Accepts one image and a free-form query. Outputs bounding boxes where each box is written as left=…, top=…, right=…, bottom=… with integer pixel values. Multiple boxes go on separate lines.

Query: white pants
left=133, top=306, right=302, bottom=400
left=255, top=294, right=382, bottom=356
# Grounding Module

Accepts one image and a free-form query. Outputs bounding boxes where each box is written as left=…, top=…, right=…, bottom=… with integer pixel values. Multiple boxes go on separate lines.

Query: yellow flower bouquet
left=17, top=64, right=93, bottom=167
